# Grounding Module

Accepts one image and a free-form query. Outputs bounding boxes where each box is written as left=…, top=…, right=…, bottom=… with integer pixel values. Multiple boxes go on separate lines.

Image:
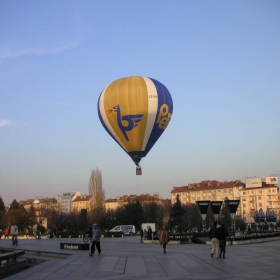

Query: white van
left=110, top=225, right=136, bottom=235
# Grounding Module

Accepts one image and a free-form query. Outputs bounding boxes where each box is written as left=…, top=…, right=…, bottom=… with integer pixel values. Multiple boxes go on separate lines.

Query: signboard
left=264, top=176, right=278, bottom=184
left=60, top=243, right=89, bottom=250
left=224, top=200, right=240, bottom=218
left=210, top=201, right=223, bottom=219
left=245, top=178, right=262, bottom=188
left=196, top=200, right=211, bottom=219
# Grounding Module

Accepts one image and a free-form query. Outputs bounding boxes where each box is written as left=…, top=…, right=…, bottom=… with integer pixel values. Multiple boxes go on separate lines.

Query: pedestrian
left=140, top=228, right=144, bottom=243
left=159, top=225, right=169, bottom=254
left=89, top=223, right=101, bottom=256
left=147, top=226, right=152, bottom=240
left=4, top=227, right=9, bottom=239
left=10, top=223, right=19, bottom=246
left=49, top=228, right=54, bottom=239
left=248, top=225, right=251, bottom=235
left=218, top=224, right=228, bottom=259
left=36, top=225, right=41, bottom=239
left=240, top=224, right=245, bottom=235
left=209, top=221, right=220, bottom=258
left=143, top=229, right=147, bottom=240
left=25, top=228, right=29, bottom=239
left=0, top=228, right=2, bottom=239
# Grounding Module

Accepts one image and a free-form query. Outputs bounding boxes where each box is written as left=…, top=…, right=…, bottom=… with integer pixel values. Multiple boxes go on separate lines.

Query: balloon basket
left=136, top=167, right=142, bottom=175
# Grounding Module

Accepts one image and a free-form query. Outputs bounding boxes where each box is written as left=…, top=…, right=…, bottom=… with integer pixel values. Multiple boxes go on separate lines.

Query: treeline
left=0, top=195, right=235, bottom=234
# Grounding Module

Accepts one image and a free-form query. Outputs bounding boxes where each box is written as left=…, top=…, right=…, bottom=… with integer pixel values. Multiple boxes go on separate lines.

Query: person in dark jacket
left=209, top=221, right=220, bottom=258
left=89, top=223, right=101, bottom=256
left=140, top=229, right=144, bottom=243
left=218, top=224, right=228, bottom=259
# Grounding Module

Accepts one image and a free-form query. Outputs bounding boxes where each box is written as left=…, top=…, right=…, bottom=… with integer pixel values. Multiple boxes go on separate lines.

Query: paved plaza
left=1, top=235, right=280, bottom=280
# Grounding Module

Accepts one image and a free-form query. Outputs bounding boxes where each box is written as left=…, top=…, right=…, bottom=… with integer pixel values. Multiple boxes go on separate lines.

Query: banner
left=196, top=200, right=211, bottom=219
left=224, top=200, right=240, bottom=216
left=264, top=176, right=278, bottom=184
left=210, top=201, right=223, bottom=218
left=245, top=178, right=262, bottom=188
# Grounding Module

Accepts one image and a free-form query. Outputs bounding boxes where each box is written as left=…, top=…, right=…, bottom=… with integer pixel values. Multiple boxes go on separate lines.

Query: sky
left=1, top=0, right=279, bottom=206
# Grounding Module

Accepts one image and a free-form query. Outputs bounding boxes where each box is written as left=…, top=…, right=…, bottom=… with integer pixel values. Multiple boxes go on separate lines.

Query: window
left=258, top=197, right=261, bottom=200
left=243, top=192, right=246, bottom=195
left=258, top=203, right=262, bottom=207
left=258, top=190, right=262, bottom=193
left=243, top=204, right=246, bottom=207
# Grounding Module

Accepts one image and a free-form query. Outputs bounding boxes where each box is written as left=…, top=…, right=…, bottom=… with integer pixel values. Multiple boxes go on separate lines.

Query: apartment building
left=72, top=195, right=94, bottom=213
left=171, top=178, right=279, bottom=224
left=57, top=191, right=81, bottom=213
left=104, top=194, right=171, bottom=211
left=20, top=197, right=57, bottom=229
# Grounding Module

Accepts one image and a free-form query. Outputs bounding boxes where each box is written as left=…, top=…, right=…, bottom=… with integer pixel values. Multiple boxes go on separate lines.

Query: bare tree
left=88, top=168, right=105, bottom=209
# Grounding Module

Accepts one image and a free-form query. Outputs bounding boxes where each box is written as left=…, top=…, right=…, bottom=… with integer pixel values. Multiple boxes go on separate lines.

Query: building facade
left=57, top=191, right=81, bottom=213
left=104, top=194, right=171, bottom=212
left=72, top=195, right=94, bottom=213
left=171, top=179, right=279, bottom=224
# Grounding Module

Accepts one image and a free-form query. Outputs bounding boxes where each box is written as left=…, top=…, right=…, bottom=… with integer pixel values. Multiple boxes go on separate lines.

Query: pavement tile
left=1, top=236, right=280, bottom=279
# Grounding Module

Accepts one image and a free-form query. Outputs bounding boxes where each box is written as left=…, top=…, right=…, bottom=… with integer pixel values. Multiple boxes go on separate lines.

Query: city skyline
left=1, top=1, right=280, bottom=206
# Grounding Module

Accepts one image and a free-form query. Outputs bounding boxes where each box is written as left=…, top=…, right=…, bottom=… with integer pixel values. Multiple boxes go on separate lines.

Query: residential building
left=20, top=197, right=57, bottom=229
left=72, top=195, right=94, bottom=213
left=57, top=191, right=81, bottom=213
left=104, top=193, right=171, bottom=211
left=171, top=179, right=279, bottom=224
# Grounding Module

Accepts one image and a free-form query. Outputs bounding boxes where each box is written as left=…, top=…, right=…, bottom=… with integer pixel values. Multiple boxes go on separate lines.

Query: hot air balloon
left=97, top=76, right=173, bottom=175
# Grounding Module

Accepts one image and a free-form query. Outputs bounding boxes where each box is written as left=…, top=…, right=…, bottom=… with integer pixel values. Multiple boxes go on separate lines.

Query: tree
left=88, top=168, right=105, bottom=208
left=182, top=203, right=201, bottom=232
left=115, top=199, right=144, bottom=230
left=143, top=201, right=165, bottom=227
left=0, top=196, right=5, bottom=211
left=28, top=205, right=37, bottom=226
left=0, top=196, right=6, bottom=228
left=169, top=194, right=184, bottom=231
left=8, top=200, right=28, bottom=229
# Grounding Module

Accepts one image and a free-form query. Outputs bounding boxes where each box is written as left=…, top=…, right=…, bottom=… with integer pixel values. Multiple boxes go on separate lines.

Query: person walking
left=209, top=221, right=220, bottom=258
left=4, top=227, right=9, bottom=239
left=143, top=229, right=147, bottom=240
left=159, top=225, right=169, bottom=254
left=25, top=228, right=29, bottom=239
left=10, top=223, right=19, bottom=246
left=89, top=223, right=101, bottom=256
left=147, top=227, right=152, bottom=240
left=140, top=229, right=144, bottom=243
left=218, top=224, right=228, bottom=259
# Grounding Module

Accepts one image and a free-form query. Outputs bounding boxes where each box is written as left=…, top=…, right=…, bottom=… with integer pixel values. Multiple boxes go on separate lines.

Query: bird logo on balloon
left=108, top=105, right=143, bottom=141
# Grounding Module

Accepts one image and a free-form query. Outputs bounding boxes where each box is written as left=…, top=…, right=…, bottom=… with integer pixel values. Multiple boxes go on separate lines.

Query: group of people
left=209, top=221, right=229, bottom=259
left=140, top=227, right=153, bottom=242
left=0, top=224, right=19, bottom=245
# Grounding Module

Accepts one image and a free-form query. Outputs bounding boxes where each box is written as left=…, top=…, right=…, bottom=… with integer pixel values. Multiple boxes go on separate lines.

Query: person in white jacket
left=10, top=223, right=19, bottom=246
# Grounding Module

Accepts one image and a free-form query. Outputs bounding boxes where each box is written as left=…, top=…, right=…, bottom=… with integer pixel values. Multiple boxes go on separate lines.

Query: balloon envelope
left=98, top=76, right=173, bottom=167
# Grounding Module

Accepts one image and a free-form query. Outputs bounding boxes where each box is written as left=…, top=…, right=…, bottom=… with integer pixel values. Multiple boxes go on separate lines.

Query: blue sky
left=1, top=1, right=279, bottom=206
